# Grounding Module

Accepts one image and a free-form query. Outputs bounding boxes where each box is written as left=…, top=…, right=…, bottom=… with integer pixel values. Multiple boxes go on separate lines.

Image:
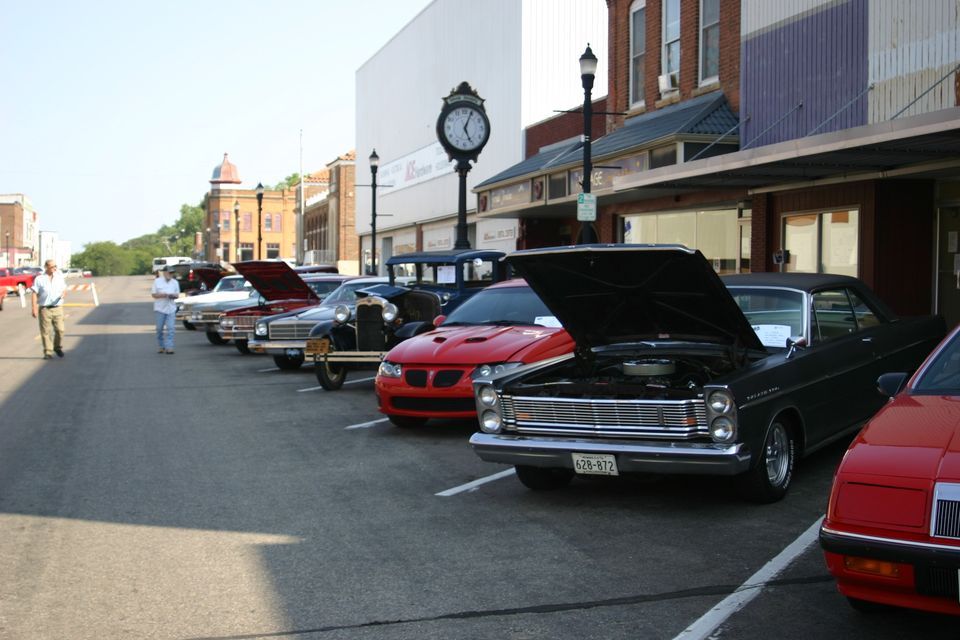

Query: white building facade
left=355, top=0, right=607, bottom=270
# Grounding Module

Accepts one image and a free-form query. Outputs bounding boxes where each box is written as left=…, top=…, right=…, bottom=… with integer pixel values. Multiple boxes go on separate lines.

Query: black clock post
left=436, top=82, right=490, bottom=249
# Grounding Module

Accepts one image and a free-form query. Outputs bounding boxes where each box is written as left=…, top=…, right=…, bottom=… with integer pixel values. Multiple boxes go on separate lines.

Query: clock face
left=442, top=105, right=488, bottom=152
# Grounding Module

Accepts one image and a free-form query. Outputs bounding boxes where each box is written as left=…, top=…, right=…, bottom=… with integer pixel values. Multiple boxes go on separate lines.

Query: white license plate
left=571, top=452, right=619, bottom=476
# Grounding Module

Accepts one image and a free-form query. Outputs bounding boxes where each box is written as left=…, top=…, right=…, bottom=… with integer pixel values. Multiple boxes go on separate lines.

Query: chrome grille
left=270, top=322, right=317, bottom=340
left=501, top=395, right=708, bottom=439
left=932, top=483, right=960, bottom=539
left=232, top=316, right=256, bottom=329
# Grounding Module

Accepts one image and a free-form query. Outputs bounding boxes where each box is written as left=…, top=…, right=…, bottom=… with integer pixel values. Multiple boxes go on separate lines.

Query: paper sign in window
left=752, top=324, right=793, bottom=348
left=437, top=265, right=456, bottom=284
left=534, top=316, right=561, bottom=328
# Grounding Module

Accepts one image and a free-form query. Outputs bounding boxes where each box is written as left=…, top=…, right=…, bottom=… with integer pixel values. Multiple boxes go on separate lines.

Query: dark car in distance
left=469, top=244, right=946, bottom=502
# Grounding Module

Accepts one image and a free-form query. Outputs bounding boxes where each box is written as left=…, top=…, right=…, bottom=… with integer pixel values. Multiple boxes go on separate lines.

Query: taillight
left=188, top=269, right=195, bottom=281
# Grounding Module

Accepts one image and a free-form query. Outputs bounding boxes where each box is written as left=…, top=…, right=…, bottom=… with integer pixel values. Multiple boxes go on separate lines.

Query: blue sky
left=0, top=0, right=433, bottom=250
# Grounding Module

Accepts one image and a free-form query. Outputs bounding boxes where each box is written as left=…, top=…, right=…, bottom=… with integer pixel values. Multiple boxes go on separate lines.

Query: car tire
left=182, top=320, right=196, bottom=331
left=273, top=353, right=304, bottom=370
left=316, top=358, right=346, bottom=390
left=515, top=465, right=574, bottom=491
left=388, top=415, right=427, bottom=428
left=738, top=417, right=796, bottom=503
left=205, top=331, right=228, bottom=345
left=235, top=339, right=251, bottom=354
left=846, top=596, right=892, bottom=613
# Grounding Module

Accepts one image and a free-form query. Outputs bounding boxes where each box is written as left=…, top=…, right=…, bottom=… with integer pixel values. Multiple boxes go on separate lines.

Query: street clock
left=436, top=82, right=490, bottom=162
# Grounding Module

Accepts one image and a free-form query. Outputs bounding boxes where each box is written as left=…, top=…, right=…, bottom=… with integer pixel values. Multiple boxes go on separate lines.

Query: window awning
left=613, top=107, right=960, bottom=197
left=476, top=91, right=738, bottom=191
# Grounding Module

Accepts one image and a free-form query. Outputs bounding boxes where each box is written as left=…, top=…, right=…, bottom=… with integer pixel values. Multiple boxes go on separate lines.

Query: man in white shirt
left=30, top=259, right=67, bottom=359
left=151, top=266, right=181, bottom=354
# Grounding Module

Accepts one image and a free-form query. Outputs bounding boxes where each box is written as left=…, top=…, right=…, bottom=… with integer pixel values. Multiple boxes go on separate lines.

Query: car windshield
left=441, top=286, right=559, bottom=327
left=728, top=287, right=805, bottom=349
left=215, top=278, right=248, bottom=292
left=307, top=280, right=344, bottom=297
left=913, top=334, right=960, bottom=394
left=389, top=259, right=497, bottom=290
left=323, top=281, right=381, bottom=305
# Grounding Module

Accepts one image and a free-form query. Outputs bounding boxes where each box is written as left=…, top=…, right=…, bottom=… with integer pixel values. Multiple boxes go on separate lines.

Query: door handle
left=861, top=337, right=873, bottom=343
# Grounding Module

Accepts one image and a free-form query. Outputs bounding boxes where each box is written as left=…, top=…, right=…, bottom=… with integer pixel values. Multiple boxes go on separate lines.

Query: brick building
left=0, top=194, right=40, bottom=267
left=302, top=152, right=359, bottom=274
left=476, top=0, right=960, bottom=324
left=203, top=153, right=325, bottom=263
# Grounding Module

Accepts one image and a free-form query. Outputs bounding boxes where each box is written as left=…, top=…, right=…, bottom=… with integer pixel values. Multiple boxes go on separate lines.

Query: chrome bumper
left=313, top=351, right=385, bottom=364
left=248, top=339, right=307, bottom=354
left=219, top=329, right=254, bottom=340
left=469, top=432, right=752, bottom=475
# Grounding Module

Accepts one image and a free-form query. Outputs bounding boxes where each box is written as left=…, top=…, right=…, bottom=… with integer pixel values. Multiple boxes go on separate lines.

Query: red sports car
left=375, top=279, right=573, bottom=427
left=820, top=323, right=960, bottom=616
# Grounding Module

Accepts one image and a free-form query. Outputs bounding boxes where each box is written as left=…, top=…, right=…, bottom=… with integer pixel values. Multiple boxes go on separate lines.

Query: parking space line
left=297, top=386, right=322, bottom=392
left=435, top=469, right=516, bottom=497
left=258, top=367, right=279, bottom=372
left=345, top=417, right=389, bottom=430
left=672, top=516, right=823, bottom=640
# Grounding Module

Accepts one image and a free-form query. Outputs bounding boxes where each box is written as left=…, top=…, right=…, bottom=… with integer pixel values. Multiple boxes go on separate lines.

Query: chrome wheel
left=765, top=422, right=790, bottom=488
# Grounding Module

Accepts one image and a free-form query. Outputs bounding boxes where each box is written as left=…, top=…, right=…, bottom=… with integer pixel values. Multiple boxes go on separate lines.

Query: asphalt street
left=0, top=276, right=956, bottom=639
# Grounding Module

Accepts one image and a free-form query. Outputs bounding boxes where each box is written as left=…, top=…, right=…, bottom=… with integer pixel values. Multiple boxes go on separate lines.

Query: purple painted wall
left=740, top=0, right=868, bottom=149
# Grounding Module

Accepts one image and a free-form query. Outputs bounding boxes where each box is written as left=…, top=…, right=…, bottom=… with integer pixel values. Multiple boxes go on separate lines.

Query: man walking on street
left=152, top=265, right=180, bottom=354
left=30, top=259, right=67, bottom=359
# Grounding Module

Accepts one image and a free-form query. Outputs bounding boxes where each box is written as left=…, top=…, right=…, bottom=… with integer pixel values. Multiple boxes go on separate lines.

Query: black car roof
left=386, top=249, right=505, bottom=265
left=722, top=272, right=866, bottom=291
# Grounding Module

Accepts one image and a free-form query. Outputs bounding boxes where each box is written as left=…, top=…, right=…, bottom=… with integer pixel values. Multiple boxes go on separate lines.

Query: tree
left=271, top=173, right=301, bottom=191
left=72, top=242, right=134, bottom=276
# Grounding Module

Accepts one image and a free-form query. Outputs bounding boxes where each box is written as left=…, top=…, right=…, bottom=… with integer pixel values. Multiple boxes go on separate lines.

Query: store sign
left=490, top=182, right=530, bottom=210
left=377, top=142, right=455, bottom=193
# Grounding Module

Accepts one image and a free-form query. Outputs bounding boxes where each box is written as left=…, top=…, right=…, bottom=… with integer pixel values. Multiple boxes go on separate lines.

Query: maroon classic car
left=821, top=323, right=960, bottom=617
left=217, top=261, right=341, bottom=354
left=375, top=279, right=573, bottom=427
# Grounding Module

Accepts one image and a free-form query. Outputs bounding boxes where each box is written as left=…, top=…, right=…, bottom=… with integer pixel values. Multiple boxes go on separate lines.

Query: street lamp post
left=233, top=199, right=240, bottom=262
left=369, top=149, right=379, bottom=275
left=255, top=182, right=264, bottom=260
left=578, top=44, right=598, bottom=245
left=5, top=232, right=10, bottom=267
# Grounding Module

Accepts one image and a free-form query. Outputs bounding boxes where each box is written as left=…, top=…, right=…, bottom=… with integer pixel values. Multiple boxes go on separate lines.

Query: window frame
left=630, top=0, right=647, bottom=108
left=661, top=0, right=681, bottom=91
left=699, top=0, right=720, bottom=86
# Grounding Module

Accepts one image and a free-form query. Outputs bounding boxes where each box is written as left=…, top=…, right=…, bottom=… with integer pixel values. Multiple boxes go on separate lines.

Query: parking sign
left=577, top=193, right=597, bottom=222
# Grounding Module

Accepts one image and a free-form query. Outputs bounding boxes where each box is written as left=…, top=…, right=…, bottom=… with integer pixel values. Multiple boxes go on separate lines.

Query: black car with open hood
left=470, top=244, right=945, bottom=503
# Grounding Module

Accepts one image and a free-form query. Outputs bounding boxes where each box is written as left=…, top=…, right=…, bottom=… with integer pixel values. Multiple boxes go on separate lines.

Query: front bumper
left=248, top=339, right=307, bottom=354
left=820, top=525, right=960, bottom=615
left=376, top=373, right=475, bottom=419
left=469, top=432, right=752, bottom=475
left=220, top=328, right=254, bottom=340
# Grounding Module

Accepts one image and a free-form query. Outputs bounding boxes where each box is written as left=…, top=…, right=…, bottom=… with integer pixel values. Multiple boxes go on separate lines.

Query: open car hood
left=505, top=244, right=764, bottom=351
left=194, top=267, right=228, bottom=289
left=232, top=261, right=318, bottom=303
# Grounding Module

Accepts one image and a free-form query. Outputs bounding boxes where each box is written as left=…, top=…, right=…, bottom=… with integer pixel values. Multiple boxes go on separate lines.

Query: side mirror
left=785, top=336, right=807, bottom=359
left=258, top=295, right=267, bottom=306
left=877, top=372, right=908, bottom=398
left=433, top=314, right=446, bottom=327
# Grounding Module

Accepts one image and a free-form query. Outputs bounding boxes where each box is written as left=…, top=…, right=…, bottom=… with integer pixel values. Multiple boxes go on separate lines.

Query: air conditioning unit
left=658, top=73, right=678, bottom=93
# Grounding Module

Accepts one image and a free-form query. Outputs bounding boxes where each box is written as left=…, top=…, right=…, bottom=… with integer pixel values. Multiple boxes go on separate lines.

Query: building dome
left=210, top=153, right=241, bottom=184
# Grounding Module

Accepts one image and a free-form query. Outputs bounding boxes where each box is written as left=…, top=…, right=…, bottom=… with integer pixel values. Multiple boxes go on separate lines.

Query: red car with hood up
left=821, top=323, right=960, bottom=617
left=217, top=261, right=338, bottom=354
left=375, top=279, right=574, bottom=428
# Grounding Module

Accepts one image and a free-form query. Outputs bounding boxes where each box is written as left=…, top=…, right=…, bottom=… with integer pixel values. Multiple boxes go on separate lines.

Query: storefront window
left=783, top=210, right=859, bottom=276
left=620, top=209, right=738, bottom=273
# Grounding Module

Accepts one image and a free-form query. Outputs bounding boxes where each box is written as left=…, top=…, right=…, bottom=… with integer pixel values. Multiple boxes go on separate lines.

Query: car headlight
left=221, top=318, right=235, bottom=328
left=378, top=361, right=402, bottom=378
left=334, top=305, right=351, bottom=323
left=255, top=322, right=267, bottom=336
left=480, top=410, right=502, bottom=433
left=472, top=362, right=523, bottom=379
left=478, top=384, right=498, bottom=407
left=708, top=390, right=734, bottom=414
left=710, top=417, right=736, bottom=442
left=382, top=303, right=399, bottom=322
left=191, top=311, right=202, bottom=320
